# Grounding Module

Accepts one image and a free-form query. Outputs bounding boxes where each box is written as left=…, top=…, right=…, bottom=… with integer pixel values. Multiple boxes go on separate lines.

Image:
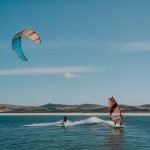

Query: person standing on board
left=62, top=116, right=67, bottom=124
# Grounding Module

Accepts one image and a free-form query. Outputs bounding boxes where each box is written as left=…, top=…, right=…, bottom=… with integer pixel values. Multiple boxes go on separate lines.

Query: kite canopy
left=12, top=28, right=41, bottom=61
left=108, top=96, right=122, bottom=126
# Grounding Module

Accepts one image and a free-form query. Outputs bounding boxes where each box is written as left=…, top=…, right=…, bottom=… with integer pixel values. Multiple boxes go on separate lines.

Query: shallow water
left=0, top=116, right=150, bottom=150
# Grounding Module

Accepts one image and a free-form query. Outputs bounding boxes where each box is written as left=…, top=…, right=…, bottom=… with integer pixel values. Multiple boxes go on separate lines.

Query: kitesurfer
left=62, top=116, right=67, bottom=125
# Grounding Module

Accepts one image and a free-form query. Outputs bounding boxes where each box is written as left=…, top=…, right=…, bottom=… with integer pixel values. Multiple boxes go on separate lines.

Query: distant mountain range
left=0, top=103, right=150, bottom=113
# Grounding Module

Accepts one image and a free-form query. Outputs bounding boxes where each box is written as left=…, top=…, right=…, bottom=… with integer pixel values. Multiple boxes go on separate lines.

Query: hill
left=0, top=103, right=150, bottom=113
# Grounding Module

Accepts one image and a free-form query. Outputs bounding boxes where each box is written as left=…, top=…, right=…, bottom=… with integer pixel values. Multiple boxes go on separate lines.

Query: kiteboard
left=114, top=124, right=124, bottom=129
left=60, top=122, right=66, bottom=127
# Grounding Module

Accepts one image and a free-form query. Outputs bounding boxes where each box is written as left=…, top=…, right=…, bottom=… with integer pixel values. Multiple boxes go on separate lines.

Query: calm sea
left=0, top=115, right=150, bottom=150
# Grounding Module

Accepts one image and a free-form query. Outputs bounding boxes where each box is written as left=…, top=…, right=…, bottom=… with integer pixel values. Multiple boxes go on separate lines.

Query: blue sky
left=0, top=0, right=150, bottom=106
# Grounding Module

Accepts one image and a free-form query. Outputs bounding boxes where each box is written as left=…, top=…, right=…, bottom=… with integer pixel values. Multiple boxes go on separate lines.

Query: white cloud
left=3, top=37, right=150, bottom=52
left=107, top=41, right=150, bottom=52
left=41, top=40, right=150, bottom=52
left=64, top=72, right=80, bottom=79
left=0, top=66, right=107, bottom=76
left=126, top=42, right=150, bottom=51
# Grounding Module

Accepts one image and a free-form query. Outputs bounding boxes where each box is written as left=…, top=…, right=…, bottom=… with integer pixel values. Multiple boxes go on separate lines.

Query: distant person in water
left=62, top=116, right=67, bottom=124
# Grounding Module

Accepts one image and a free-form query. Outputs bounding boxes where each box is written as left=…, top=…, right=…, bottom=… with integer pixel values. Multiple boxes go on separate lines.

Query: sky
left=0, top=0, right=150, bottom=106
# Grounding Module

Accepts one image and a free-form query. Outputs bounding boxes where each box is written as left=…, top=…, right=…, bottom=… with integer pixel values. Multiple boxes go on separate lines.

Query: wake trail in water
left=24, top=117, right=115, bottom=127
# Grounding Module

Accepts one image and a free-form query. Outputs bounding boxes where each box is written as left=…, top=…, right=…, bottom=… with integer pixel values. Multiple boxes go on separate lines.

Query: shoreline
left=0, top=113, right=150, bottom=116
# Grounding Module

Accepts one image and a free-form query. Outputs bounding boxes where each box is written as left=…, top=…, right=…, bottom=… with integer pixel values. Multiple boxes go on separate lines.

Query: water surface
left=0, top=116, right=149, bottom=150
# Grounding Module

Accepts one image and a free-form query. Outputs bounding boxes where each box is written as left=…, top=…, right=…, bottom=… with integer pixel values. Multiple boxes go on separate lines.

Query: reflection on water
left=103, top=128, right=124, bottom=150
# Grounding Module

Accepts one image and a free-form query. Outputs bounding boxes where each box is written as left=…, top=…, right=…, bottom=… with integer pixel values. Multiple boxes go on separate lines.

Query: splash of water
left=24, top=117, right=122, bottom=128
left=25, top=117, right=105, bottom=127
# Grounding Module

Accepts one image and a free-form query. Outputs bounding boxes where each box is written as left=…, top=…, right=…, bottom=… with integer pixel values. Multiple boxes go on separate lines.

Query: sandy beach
left=0, top=113, right=150, bottom=116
